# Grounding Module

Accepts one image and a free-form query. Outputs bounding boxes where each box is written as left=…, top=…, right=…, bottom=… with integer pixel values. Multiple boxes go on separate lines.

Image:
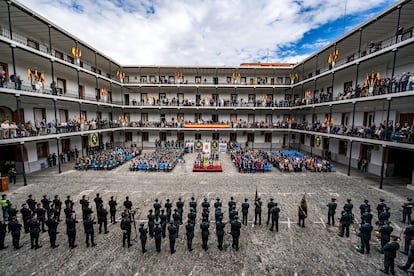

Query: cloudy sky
left=17, top=0, right=399, bottom=66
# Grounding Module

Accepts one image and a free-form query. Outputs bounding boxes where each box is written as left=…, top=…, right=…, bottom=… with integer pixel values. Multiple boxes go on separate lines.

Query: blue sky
left=18, top=0, right=399, bottom=66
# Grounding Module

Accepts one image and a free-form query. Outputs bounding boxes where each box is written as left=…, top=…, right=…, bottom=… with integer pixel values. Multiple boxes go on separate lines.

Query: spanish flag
left=334, top=49, right=339, bottom=60
left=40, top=72, right=45, bottom=85
left=328, top=53, right=332, bottom=64
left=27, top=67, right=32, bottom=80
left=364, top=73, right=369, bottom=87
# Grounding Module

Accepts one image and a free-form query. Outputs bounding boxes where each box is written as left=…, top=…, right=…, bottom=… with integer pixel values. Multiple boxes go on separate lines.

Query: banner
left=203, top=142, right=211, bottom=154
left=89, top=132, right=99, bottom=147
left=219, top=143, right=227, bottom=154
left=195, top=140, right=202, bottom=152
left=314, top=135, right=323, bottom=149
left=211, top=140, right=219, bottom=152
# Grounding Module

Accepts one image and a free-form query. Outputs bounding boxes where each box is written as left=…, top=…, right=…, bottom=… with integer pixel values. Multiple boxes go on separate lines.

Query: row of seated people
left=267, top=151, right=334, bottom=173
left=74, top=146, right=141, bottom=170
left=229, top=145, right=273, bottom=173
left=129, top=147, right=183, bottom=172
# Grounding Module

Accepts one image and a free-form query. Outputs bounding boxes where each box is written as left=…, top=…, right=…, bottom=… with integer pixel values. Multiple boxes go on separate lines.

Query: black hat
left=331, top=198, right=336, bottom=201
left=408, top=198, right=413, bottom=201
left=166, top=198, right=170, bottom=201
left=379, top=198, right=384, bottom=202
left=270, top=198, right=274, bottom=201
left=204, top=198, right=208, bottom=201
left=216, top=198, right=220, bottom=201
left=347, top=199, right=351, bottom=202
left=364, top=199, right=369, bottom=203
left=155, top=198, right=158, bottom=202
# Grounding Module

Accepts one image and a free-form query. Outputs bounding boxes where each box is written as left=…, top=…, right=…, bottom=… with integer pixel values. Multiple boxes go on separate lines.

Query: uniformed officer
left=267, top=198, right=276, bottom=225
left=241, top=198, right=249, bottom=226
left=187, top=207, right=196, bottom=223
left=377, top=198, right=386, bottom=219
left=20, top=203, right=32, bottom=233
left=214, top=198, right=222, bottom=210
left=165, top=199, right=172, bottom=222
left=159, top=209, right=167, bottom=238
left=403, top=220, right=414, bottom=255
left=97, top=203, right=109, bottom=234
left=8, top=203, right=18, bottom=219
left=123, top=196, right=132, bottom=211
left=339, top=210, right=353, bottom=237
left=357, top=220, right=373, bottom=254
left=27, top=194, right=37, bottom=212
left=229, top=206, right=238, bottom=222
left=83, top=214, right=97, bottom=247
left=402, top=198, right=414, bottom=224
left=216, top=217, right=226, bottom=250
left=230, top=215, right=242, bottom=251
left=139, top=222, right=148, bottom=253
left=270, top=203, right=280, bottom=232
left=202, top=198, right=210, bottom=211
left=189, top=197, right=197, bottom=214
left=359, top=199, right=371, bottom=216
left=45, top=213, right=59, bottom=248
left=66, top=211, right=78, bottom=249
left=381, top=235, right=400, bottom=275
left=0, top=219, right=8, bottom=250
left=398, top=239, right=414, bottom=272
left=64, top=204, right=73, bottom=219
left=108, top=196, right=117, bottom=224
left=154, top=199, right=161, bottom=219
left=186, top=220, right=195, bottom=251
left=147, top=210, right=155, bottom=238
left=41, top=195, right=51, bottom=211
left=53, top=195, right=62, bottom=221
left=200, top=218, right=210, bottom=251
left=172, top=209, right=181, bottom=235
left=120, top=213, right=132, bottom=247
left=168, top=220, right=178, bottom=254
left=34, top=203, right=46, bottom=232
left=215, top=207, right=224, bottom=223
left=64, top=195, right=74, bottom=209
left=361, top=208, right=373, bottom=225
left=8, top=216, right=22, bottom=249
left=154, top=221, right=163, bottom=253
left=80, top=195, right=89, bottom=220
left=228, top=197, right=236, bottom=218
left=94, top=193, right=103, bottom=214
left=254, top=197, right=262, bottom=225
left=379, top=221, right=393, bottom=253
left=298, top=199, right=307, bottom=227
left=327, top=198, right=337, bottom=225
left=176, top=198, right=184, bottom=224
left=28, top=214, right=41, bottom=249
left=343, top=198, right=354, bottom=215
left=379, top=207, right=391, bottom=225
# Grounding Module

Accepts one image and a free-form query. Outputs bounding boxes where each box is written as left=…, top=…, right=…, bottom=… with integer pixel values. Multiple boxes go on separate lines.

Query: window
left=230, top=133, right=237, bottom=142
left=177, top=132, right=184, bottom=141
left=212, top=133, right=219, bottom=140
left=195, top=76, right=201, bottom=84
left=125, top=132, right=132, bottom=142
left=266, top=114, right=272, bottom=124
left=212, top=114, right=218, bottom=123
left=57, top=78, right=67, bottom=94
left=194, top=113, right=202, bottom=122
left=141, top=113, right=148, bottom=122
left=54, top=50, right=64, bottom=60
left=160, top=114, right=165, bottom=123
left=339, top=140, right=347, bottom=155
left=142, top=132, right=149, bottom=142
left=159, top=132, right=166, bottom=141
left=195, top=133, right=201, bottom=140
left=177, top=113, right=184, bottom=122
left=247, top=133, right=254, bottom=142
left=140, top=76, right=147, bottom=83
left=33, top=108, right=46, bottom=123
left=36, top=141, right=49, bottom=159
left=265, top=133, right=272, bottom=143
left=59, top=109, right=68, bottom=123
left=248, top=114, right=255, bottom=124
left=341, top=113, right=350, bottom=126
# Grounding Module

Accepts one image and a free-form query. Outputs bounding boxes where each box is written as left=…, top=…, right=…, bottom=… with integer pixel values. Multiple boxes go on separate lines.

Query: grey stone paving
left=1, top=152, right=413, bottom=276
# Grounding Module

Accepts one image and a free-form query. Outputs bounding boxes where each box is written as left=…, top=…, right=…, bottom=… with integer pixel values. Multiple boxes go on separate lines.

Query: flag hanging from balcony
left=89, top=132, right=99, bottom=147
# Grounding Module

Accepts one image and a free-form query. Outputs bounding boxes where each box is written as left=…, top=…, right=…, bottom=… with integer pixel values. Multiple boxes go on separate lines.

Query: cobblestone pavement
left=1, top=152, right=413, bottom=276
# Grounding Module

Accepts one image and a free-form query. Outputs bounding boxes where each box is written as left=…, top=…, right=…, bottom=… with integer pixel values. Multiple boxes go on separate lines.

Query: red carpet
left=193, top=166, right=223, bottom=172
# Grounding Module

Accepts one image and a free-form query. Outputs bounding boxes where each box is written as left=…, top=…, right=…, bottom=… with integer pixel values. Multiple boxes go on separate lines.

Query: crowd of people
left=129, top=147, right=183, bottom=172
left=193, top=152, right=221, bottom=169
left=74, top=146, right=141, bottom=171
left=229, top=144, right=273, bottom=173
left=267, top=150, right=334, bottom=173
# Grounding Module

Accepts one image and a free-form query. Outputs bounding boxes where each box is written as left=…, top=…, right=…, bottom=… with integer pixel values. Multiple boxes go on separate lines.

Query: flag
left=300, top=192, right=308, bottom=218
left=255, top=186, right=258, bottom=201
left=27, top=67, right=32, bottom=80
left=328, top=53, right=332, bottom=64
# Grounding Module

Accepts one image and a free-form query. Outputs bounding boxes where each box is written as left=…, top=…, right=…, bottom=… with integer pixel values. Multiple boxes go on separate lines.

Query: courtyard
left=0, top=152, right=412, bottom=276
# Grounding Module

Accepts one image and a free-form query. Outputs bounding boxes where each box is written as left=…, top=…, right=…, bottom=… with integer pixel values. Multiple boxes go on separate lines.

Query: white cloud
left=16, top=0, right=398, bottom=66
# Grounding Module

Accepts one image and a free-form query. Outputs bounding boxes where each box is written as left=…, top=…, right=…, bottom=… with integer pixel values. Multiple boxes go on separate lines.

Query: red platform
left=193, top=166, right=223, bottom=172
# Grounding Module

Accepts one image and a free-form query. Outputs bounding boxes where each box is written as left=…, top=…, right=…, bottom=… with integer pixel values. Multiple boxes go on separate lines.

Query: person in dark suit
left=230, top=216, right=242, bottom=250
left=120, top=213, right=132, bottom=248
left=83, top=215, right=97, bottom=247
left=45, top=213, right=59, bottom=248
left=0, top=220, right=8, bottom=250
left=153, top=221, right=163, bottom=253
left=379, top=221, right=393, bottom=253
left=327, top=198, right=337, bottom=225
left=357, top=220, right=373, bottom=254
left=241, top=198, right=249, bottom=226
left=267, top=198, right=275, bottom=225
left=28, top=214, right=41, bottom=249
left=339, top=210, right=353, bottom=237
left=216, top=217, right=226, bottom=250
left=66, top=212, right=78, bottom=249
left=270, top=203, right=280, bottom=232
left=8, top=216, right=22, bottom=249
left=381, top=235, right=400, bottom=275
left=139, top=222, right=148, bottom=253
left=254, top=197, right=262, bottom=225
left=200, top=218, right=210, bottom=251
left=108, top=196, right=117, bottom=224
left=168, top=221, right=177, bottom=254
left=186, top=220, right=195, bottom=251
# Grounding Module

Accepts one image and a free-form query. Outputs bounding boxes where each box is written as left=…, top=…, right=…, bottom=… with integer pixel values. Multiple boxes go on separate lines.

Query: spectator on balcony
left=0, top=70, right=5, bottom=87
left=1, top=119, right=9, bottom=139
left=408, top=73, right=414, bottom=91
left=396, top=25, right=404, bottom=43
left=10, top=74, right=22, bottom=90
left=401, top=72, right=409, bottom=92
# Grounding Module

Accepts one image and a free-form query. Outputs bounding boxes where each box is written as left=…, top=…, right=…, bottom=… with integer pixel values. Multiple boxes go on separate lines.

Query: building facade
left=0, top=0, right=413, bottom=183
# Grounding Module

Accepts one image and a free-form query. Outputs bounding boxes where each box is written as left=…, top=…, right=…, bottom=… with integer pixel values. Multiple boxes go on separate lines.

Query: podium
left=0, top=177, right=8, bottom=192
